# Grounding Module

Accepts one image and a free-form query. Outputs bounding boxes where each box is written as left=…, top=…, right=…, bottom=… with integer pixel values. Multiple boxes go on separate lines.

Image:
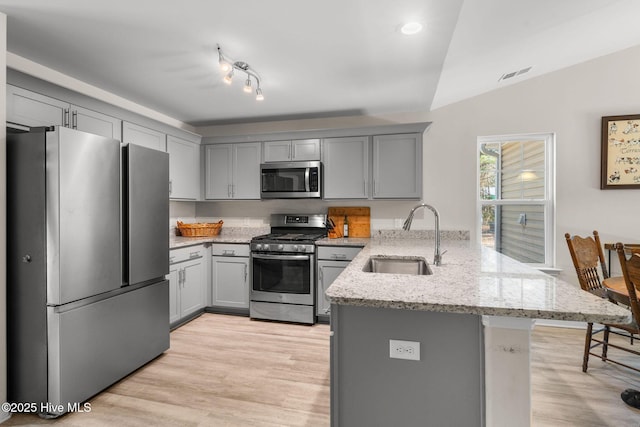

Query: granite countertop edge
left=325, top=238, right=631, bottom=324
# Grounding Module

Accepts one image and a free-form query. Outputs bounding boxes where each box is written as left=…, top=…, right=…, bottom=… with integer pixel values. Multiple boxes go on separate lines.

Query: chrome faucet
left=402, top=203, right=445, bottom=266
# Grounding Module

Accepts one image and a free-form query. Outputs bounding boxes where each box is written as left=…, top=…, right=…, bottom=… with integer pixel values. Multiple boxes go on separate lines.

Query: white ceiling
left=1, top=0, right=640, bottom=127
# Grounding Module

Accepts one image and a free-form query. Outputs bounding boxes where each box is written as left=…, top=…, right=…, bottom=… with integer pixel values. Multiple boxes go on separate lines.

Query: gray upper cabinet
left=204, top=144, right=232, bottom=199
left=263, top=138, right=320, bottom=162
left=122, top=121, right=166, bottom=151
left=72, top=105, right=122, bottom=140
left=322, top=136, right=370, bottom=199
left=372, top=133, right=422, bottom=199
left=167, top=135, right=200, bottom=200
left=205, top=142, right=261, bottom=200
left=7, top=85, right=121, bottom=140
left=7, top=85, right=67, bottom=127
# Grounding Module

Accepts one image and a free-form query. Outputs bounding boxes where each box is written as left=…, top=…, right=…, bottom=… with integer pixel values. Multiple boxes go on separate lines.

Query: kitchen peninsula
left=325, top=237, right=631, bottom=427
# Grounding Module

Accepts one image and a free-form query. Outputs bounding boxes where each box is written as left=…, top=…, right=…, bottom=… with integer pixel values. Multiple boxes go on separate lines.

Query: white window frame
left=476, top=132, right=556, bottom=268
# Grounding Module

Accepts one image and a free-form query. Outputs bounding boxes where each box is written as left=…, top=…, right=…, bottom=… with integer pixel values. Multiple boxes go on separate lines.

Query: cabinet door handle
left=183, top=268, right=187, bottom=284
left=289, top=144, right=293, bottom=160
left=228, top=184, right=232, bottom=198
left=178, top=269, right=183, bottom=286
left=189, top=251, right=201, bottom=259
left=71, top=110, right=77, bottom=129
left=319, top=267, right=323, bottom=282
left=332, top=254, right=347, bottom=260
left=244, top=264, right=248, bottom=282
left=169, top=180, right=172, bottom=195
left=222, top=249, right=235, bottom=256
left=63, top=108, right=70, bottom=127
left=373, top=180, right=378, bottom=195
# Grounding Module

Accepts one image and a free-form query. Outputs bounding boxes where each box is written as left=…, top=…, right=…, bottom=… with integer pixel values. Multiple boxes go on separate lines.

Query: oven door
left=251, top=253, right=314, bottom=305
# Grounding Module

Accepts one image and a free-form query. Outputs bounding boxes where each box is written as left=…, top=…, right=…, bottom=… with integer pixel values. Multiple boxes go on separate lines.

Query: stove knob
left=292, top=245, right=299, bottom=252
left=277, top=244, right=284, bottom=251
left=254, top=244, right=262, bottom=250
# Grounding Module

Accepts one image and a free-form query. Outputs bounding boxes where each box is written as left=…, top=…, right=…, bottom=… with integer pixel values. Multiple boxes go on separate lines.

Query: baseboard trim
left=535, top=319, right=587, bottom=329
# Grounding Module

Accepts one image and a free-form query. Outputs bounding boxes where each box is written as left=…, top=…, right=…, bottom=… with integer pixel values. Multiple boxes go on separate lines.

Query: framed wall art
left=601, top=114, right=640, bottom=189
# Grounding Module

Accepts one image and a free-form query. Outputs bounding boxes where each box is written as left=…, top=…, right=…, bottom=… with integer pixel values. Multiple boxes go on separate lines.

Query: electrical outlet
left=389, top=339, right=420, bottom=361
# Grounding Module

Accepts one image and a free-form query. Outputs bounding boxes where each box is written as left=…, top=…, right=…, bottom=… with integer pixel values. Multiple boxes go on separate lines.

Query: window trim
left=476, top=132, right=556, bottom=268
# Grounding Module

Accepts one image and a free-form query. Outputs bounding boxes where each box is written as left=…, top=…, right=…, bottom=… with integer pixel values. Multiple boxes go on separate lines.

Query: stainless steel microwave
left=260, top=161, right=322, bottom=199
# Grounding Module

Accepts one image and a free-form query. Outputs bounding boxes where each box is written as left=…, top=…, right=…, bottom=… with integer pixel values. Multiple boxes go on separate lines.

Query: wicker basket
left=176, top=220, right=223, bottom=237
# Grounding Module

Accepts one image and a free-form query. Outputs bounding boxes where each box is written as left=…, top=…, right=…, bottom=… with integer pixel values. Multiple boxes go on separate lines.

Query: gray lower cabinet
left=168, top=245, right=206, bottom=326
left=211, top=244, right=250, bottom=310
left=322, top=136, right=370, bottom=199
left=7, top=85, right=122, bottom=140
left=167, top=134, right=200, bottom=200
left=372, top=133, right=422, bottom=199
left=317, top=245, right=363, bottom=319
left=204, top=143, right=261, bottom=200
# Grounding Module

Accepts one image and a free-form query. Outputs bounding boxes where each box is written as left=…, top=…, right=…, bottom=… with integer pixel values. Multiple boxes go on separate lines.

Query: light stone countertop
left=170, top=226, right=268, bottom=249
left=325, top=238, right=631, bottom=324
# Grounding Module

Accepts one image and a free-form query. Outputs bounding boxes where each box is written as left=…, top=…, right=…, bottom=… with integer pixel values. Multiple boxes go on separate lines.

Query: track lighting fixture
left=217, top=45, right=264, bottom=101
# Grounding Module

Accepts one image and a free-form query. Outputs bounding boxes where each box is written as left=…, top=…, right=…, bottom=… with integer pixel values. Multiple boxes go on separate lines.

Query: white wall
left=198, top=44, right=640, bottom=286
left=0, top=12, right=8, bottom=423
left=421, top=43, right=640, bottom=285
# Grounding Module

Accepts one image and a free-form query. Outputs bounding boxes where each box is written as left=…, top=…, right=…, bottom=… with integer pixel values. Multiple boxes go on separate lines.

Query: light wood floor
left=4, top=314, right=640, bottom=426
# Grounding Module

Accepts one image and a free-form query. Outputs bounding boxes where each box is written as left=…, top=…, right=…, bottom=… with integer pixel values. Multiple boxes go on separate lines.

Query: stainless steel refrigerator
left=7, top=126, right=170, bottom=416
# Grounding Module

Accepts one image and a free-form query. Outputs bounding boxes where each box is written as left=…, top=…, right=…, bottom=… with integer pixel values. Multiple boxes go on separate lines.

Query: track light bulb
left=256, top=87, right=264, bottom=101
left=243, top=77, right=252, bottom=93
left=220, top=61, right=231, bottom=73
left=223, top=70, right=233, bottom=85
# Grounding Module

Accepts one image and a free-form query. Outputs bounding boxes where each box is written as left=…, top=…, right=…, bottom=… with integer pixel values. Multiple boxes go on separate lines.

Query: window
left=478, top=133, right=555, bottom=267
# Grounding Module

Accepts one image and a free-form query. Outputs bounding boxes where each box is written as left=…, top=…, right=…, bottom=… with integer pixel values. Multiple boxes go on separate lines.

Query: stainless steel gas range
left=250, top=214, right=327, bottom=324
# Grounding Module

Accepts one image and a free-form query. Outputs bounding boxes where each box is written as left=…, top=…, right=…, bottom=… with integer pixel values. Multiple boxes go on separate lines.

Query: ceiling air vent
left=498, top=66, right=532, bottom=82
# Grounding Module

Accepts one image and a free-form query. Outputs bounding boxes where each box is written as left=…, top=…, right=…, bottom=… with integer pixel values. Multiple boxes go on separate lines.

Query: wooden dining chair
left=581, top=243, right=640, bottom=373
left=564, top=231, right=610, bottom=298
left=589, top=243, right=640, bottom=373
left=565, top=231, right=625, bottom=372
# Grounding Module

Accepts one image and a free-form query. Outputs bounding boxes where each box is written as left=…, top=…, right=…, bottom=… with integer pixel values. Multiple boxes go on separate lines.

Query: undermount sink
left=362, top=256, right=433, bottom=275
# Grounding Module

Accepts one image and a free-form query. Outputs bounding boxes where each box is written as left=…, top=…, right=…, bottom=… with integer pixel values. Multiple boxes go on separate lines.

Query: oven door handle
left=252, top=253, right=311, bottom=261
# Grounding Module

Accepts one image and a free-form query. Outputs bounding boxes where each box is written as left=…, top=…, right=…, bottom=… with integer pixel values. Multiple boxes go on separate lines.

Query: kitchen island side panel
left=333, top=305, right=483, bottom=426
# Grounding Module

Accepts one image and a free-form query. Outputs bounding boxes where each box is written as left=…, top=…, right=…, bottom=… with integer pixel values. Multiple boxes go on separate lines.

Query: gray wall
left=332, top=305, right=483, bottom=426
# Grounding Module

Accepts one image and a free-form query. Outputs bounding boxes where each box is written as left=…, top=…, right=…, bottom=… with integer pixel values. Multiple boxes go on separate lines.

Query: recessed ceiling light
left=400, top=22, right=423, bottom=35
